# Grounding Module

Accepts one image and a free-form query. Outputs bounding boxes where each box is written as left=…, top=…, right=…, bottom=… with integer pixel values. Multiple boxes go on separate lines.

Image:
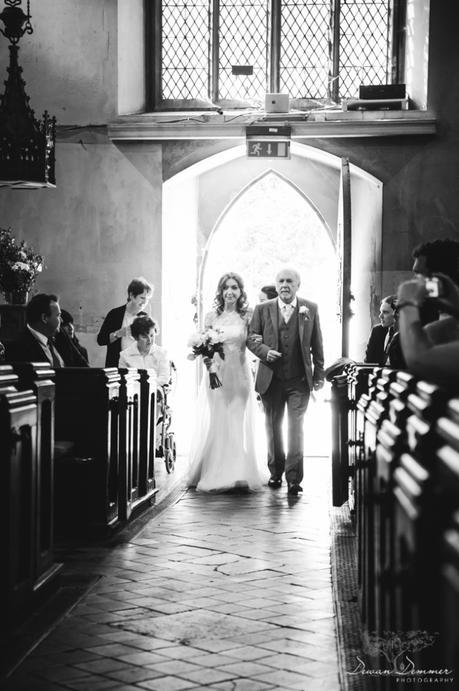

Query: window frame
left=145, top=0, right=406, bottom=111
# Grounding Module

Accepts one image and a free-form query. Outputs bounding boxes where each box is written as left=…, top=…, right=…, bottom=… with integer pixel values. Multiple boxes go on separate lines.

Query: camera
left=424, top=276, right=443, bottom=298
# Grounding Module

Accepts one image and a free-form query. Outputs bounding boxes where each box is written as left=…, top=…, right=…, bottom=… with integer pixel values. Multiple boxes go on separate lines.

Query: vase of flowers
left=0, top=227, right=43, bottom=304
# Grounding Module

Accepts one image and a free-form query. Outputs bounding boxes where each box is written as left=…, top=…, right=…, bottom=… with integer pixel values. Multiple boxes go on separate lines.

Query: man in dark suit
left=364, top=295, right=397, bottom=365
left=248, top=268, right=325, bottom=496
left=7, top=293, right=65, bottom=367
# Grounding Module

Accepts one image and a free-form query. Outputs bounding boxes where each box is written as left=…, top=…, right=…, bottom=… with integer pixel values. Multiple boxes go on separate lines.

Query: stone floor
left=3, top=459, right=341, bottom=691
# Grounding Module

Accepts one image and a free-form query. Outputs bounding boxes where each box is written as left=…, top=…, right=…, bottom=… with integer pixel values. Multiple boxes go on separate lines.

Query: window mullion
left=329, top=0, right=340, bottom=102
left=211, top=0, right=220, bottom=102
left=391, top=0, right=406, bottom=83
left=270, top=0, right=281, bottom=93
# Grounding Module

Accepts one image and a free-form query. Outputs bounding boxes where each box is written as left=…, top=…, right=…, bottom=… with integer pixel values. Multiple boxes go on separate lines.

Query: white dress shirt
left=118, top=342, right=170, bottom=385
left=278, top=297, right=298, bottom=322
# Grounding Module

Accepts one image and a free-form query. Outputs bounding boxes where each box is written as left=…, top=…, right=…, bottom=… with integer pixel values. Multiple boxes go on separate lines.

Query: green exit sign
left=246, top=140, right=290, bottom=159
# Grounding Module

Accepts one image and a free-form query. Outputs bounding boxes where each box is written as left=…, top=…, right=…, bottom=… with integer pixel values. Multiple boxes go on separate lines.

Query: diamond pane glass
left=162, top=0, right=210, bottom=99
left=280, top=1, right=331, bottom=99
left=218, top=0, right=269, bottom=101
left=339, top=0, right=391, bottom=98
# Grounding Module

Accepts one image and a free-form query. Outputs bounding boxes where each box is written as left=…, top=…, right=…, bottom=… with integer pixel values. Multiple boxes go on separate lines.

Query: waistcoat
left=276, top=307, right=303, bottom=380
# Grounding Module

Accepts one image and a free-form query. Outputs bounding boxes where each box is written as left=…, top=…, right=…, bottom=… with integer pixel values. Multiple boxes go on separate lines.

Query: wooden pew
left=441, top=510, right=459, bottom=674
left=392, top=382, right=446, bottom=636
left=138, top=369, right=157, bottom=498
left=435, top=399, right=459, bottom=668
left=359, top=368, right=397, bottom=630
left=118, top=368, right=141, bottom=520
left=346, top=365, right=375, bottom=514
left=373, top=372, right=415, bottom=634
left=0, top=366, right=38, bottom=625
left=54, top=368, right=122, bottom=537
left=12, top=362, right=63, bottom=596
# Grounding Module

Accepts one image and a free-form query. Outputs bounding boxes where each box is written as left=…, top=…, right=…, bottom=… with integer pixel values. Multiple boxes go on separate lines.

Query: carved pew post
left=118, top=369, right=141, bottom=520
left=347, top=365, right=375, bottom=515
left=0, top=365, right=38, bottom=625
left=12, top=362, right=63, bottom=592
left=330, top=372, right=350, bottom=507
left=138, top=369, right=157, bottom=499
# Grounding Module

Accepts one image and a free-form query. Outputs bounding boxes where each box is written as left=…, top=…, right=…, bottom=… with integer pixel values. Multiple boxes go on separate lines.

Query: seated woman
left=97, top=277, right=153, bottom=367
left=397, top=273, right=459, bottom=388
left=118, top=315, right=169, bottom=385
left=54, top=308, right=89, bottom=366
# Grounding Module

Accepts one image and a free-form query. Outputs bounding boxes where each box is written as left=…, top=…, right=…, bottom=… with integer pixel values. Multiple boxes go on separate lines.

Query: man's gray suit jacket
left=247, top=297, right=325, bottom=396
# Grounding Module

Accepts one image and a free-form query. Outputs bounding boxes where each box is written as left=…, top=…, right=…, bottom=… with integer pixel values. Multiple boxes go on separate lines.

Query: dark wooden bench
left=54, top=367, right=122, bottom=537
left=0, top=366, right=46, bottom=626
left=12, top=362, right=62, bottom=590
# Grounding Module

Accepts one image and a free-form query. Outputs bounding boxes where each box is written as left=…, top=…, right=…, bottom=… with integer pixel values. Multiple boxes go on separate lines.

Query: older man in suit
left=7, top=293, right=65, bottom=367
left=248, top=268, right=325, bottom=495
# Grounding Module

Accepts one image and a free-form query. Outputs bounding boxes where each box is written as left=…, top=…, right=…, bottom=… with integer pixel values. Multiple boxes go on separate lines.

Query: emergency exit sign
left=246, top=140, right=290, bottom=158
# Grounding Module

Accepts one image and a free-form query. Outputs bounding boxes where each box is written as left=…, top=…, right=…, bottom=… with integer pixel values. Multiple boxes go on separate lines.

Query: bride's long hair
left=213, top=272, right=249, bottom=316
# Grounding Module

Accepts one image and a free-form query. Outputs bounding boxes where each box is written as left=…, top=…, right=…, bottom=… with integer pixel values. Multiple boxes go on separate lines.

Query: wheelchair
left=155, top=361, right=177, bottom=473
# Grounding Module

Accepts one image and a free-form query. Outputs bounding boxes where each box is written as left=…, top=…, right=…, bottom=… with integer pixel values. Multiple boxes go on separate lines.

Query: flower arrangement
left=187, top=327, right=225, bottom=389
left=0, top=227, right=43, bottom=301
left=299, top=305, right=311, bottom=320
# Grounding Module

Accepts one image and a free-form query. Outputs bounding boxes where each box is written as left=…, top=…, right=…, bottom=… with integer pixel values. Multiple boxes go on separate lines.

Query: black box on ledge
left=359, top=84, right=406, bottom=100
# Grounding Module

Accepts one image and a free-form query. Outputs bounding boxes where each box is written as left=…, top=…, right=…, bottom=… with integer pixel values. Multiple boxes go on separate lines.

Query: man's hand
left=266, top=350, right=282, bottom=363
left=313, top=380, right=324, bottom=391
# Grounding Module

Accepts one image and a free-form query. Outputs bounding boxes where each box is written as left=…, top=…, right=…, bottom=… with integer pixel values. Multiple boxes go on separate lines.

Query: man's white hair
left=275, top=267, right=301, bottom=284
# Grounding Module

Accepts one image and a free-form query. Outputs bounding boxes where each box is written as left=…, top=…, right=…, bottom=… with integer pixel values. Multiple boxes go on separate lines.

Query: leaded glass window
left=153, top=0, right=398, bottom=107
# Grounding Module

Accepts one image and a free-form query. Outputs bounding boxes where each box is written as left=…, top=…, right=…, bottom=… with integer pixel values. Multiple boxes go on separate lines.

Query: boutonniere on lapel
left=299, top=305, right=311, bottom=320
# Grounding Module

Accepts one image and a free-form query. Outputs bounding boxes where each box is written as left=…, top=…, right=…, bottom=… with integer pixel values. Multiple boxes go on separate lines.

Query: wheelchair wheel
left=164, top=433, right=176, bottom=473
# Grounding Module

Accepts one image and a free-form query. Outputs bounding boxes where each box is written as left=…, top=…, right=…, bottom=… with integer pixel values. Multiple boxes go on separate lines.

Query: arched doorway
left=162, top=143, right=382, bottom=456
left=199, top=169, right=338, bottom=368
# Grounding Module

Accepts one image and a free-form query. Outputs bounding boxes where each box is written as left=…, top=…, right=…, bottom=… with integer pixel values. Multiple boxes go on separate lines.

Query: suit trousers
left=261, top=375, right=310, bottom=485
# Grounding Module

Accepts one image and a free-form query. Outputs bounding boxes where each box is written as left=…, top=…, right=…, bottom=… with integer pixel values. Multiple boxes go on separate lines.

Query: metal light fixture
left=0, top=0, right=56, bottom=188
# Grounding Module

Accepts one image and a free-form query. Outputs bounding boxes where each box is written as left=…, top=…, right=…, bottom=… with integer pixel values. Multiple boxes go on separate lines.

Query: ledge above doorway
left=108, top=110, right=437, bottom=141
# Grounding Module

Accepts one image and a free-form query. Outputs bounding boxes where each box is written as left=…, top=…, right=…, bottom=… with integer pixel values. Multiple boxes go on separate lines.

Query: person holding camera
left=397, top=272, right=459, bottom=387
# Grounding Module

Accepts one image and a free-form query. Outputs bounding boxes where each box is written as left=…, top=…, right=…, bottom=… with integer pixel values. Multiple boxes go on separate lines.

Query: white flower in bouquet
left=207, top=328, right=224, bottom=345
left=12, top=261, right=32, bottom=272
left=187, top=332, right=205, bottom=348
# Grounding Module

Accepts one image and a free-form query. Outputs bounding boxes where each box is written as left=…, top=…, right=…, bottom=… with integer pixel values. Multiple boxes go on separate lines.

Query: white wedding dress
left=187, top=310, right=264, bottom=492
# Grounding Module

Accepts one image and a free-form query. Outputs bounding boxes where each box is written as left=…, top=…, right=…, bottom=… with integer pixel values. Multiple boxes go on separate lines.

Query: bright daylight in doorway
left=199, top=171, right=339, bottom=458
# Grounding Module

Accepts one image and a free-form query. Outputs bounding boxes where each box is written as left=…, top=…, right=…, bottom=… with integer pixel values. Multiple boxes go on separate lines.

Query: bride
left=188, top=272, right=264, bottom=492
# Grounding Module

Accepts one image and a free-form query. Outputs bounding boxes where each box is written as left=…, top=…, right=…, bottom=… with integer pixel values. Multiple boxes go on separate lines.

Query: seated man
left=7, top=293, right=65, bottom=367
left=364, top=295, right=398, bottom=365
left=397, top=273, right=459, bottom=389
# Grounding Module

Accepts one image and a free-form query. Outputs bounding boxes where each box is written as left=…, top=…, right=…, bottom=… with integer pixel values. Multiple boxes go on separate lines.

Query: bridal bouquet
left=187, top=327, right=225, bottom=389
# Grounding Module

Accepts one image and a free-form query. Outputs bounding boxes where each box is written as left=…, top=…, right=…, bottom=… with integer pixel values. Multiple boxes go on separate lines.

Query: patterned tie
left=48, top=338, right=62, bottom=368
left=282, top=304, right=293, bottom=324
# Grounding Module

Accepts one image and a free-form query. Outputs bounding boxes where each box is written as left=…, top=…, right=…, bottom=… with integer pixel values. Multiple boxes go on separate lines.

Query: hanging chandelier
left=0, top=0, right=56, bottom=188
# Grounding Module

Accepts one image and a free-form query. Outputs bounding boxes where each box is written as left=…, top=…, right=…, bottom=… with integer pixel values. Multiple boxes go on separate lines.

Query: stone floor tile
left=105, top=666, right=164, bottom=683
left=176, top=667, right=236, bottom=685
left=116, top=651, right=169, bottom=666
left=210, top=681, right=276, bottom=691
left=61, top=675, right=120, bottom=690
left=137, top=676, right=198, bottom=690
left=217, top=660, right=276, bottom=677
left=145, top=659, right=199, bottom=676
